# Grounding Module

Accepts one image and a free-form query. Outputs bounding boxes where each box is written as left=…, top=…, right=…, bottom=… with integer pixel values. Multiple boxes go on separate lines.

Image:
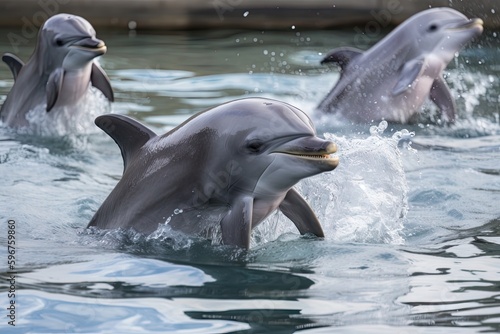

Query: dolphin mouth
left=449, top=18, right=484, bottom=31
left=274, top=141, right=339, bottom=168
left=70, top=38, right=107, bottom=53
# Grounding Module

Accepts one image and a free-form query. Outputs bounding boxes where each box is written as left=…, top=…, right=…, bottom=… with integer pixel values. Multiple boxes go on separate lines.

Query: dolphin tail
left=2, top=53, right=24, bottom=80
left=95, top=114, right=157, bottom=171
left=279, top=188, right=325, bottom=238
left=91, top=62, right=114, bottom=102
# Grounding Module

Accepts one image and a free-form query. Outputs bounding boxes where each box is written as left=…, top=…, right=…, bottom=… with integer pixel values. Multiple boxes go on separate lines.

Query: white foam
left=254, top=122, right=416, bottom=246
left=22, top=87, right=111, bottom=137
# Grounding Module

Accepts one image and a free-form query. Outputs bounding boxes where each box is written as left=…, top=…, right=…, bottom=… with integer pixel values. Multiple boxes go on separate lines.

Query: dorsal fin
left=2, top=53, right=24, bottom=80
left=320, top=47, right=364, bottom=69
left=95, top=114, right=157, bottom=171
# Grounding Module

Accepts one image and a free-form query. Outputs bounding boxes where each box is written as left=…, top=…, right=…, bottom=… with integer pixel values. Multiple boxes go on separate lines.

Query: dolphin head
left=407, top=8, right=483, bottom=63
left=35, top=13, right=106, bottom=72
left=197, top=98, right=339, bottom=198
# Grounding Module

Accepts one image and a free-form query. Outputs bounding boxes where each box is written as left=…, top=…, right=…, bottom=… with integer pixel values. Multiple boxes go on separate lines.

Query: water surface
left=0, top=27, right=499, bottom=333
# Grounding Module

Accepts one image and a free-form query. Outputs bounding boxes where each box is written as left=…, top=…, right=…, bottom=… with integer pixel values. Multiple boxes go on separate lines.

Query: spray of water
left=21, top=87, right=111, bottom=137
left=254, top=121, right=416, bottom=246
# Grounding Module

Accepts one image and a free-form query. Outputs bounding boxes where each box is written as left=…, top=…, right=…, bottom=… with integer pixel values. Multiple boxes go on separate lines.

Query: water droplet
left=263, top=50, right=268, bottom=55
left=291, top=25, right=295, bottom=29
left=243, top=11, right=249, bottom=17
left=128, top=21, right=137, bottom=30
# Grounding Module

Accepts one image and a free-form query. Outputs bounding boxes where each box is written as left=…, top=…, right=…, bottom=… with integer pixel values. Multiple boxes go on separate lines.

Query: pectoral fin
left=91, top=62, right=114, bottom=102
left=279, top=188, right=325, bottom=238
left=2, top=53, right=24, bottom=80
left=392, top=59, right=425, bottom=95
left=221, top=196, right=253, bottom=249
left=46, top=68, right=64, bottom=112
left=430, top=76, right=456, bottom=123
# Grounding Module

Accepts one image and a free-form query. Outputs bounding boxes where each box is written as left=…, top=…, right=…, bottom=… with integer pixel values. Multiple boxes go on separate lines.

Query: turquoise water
left=0, top=27, right=499, bottom=333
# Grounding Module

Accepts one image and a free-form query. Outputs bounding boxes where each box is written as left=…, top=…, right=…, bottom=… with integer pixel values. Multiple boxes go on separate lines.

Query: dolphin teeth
left=298, top=154, right=332, bottom=159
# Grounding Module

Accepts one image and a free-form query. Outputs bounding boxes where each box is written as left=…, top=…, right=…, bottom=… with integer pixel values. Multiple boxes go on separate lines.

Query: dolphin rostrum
left=88, top=98, right=339, bottom=249
left=0, top=13, right=114, bottom=127
left=318, top=8, right=483, bottom=124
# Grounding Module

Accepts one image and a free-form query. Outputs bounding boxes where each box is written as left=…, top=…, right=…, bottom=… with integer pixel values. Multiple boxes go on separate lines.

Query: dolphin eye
left=246, top=140, right=264, bottom=153
left=427, top=24, right=438, bottom=32
left=55, top=39, right=64, bottom=46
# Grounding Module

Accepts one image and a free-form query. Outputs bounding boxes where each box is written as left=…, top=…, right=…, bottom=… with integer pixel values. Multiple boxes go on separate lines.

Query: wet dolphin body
left=0, top=13, right=114, bottom=127
left=318, top=8, right=483, bottom=124
left=88, top=98, right=339, bottom=249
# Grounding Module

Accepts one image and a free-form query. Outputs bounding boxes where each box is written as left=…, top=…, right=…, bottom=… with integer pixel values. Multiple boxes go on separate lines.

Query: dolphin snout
left=279, top=137, right=337, bottom=154
left=448, top=17, right=484, bottom=34
left=71, top=37, right=107, bottom=53
left=273, top=136, right=339, bottom=169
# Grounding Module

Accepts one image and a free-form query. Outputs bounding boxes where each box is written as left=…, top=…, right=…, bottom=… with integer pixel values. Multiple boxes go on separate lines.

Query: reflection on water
left=0, top=27, right=499, bottom=333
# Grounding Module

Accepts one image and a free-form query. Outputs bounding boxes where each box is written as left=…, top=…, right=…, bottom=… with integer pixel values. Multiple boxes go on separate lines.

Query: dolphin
left=0, top=13, right=114, bottom=127
left=318, top=8, right=483, bottom=124
left=88, top=98, right=339, bottom=249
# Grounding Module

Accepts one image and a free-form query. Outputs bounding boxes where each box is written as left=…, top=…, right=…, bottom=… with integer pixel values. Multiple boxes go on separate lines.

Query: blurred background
left=1, top=0, right=499, bottom=31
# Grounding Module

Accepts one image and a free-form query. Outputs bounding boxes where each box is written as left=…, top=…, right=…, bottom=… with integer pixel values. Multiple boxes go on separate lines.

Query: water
left=0, top=27, right=499, bottom=333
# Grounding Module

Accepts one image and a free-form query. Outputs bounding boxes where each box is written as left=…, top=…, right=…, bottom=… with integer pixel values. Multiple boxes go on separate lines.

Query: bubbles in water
left=369, top=120, right=388, bottom=136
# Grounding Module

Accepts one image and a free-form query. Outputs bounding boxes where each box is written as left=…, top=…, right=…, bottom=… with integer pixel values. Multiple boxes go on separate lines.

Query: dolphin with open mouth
left=88, top=98, right=339, bottom=249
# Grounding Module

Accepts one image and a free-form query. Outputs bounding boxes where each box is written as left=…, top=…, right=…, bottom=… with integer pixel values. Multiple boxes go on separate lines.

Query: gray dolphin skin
left=318, top=8, right=483, bottom=124
left=88, top=98, right=339, bottom=249
left=0, top=13, right=114, bottom=127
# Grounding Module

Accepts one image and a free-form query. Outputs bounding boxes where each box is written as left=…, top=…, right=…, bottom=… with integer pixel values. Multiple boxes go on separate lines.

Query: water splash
left=255, top=122, right=416, bottom=246
left=22, top=87, right=111, bottom=137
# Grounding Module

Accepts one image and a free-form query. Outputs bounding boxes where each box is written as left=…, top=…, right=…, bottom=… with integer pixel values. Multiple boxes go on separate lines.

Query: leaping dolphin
left=88, top=98, right=339, bottom=249
left=0, top=13, right=114, bottom=128
left=318, top=8, right=483, bottom=124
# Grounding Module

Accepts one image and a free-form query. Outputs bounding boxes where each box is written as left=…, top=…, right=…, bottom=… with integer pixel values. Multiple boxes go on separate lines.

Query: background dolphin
left=88, top=98, right=339, bottom=249
left=0, top=13, right=113, bottom=127
left=318, top=8, right=483, bottom=124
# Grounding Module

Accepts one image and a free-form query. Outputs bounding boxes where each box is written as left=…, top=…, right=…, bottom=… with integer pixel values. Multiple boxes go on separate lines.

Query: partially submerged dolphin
left=0, top=13, right=113, bottom=127
left=88, top=98, right=339, bottom=249
left=318, top=7, right=483, bottom=124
